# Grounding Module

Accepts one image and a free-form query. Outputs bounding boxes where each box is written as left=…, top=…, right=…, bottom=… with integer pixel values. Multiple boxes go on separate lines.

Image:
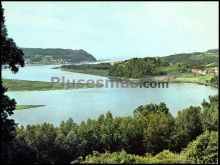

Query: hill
left=106, top=49, right=218, bottom=86
left=22, top=48, right=97, bottom=64
left=108, top=57, right=179, bottom=78
left=162, top=49, right=219, bottom=68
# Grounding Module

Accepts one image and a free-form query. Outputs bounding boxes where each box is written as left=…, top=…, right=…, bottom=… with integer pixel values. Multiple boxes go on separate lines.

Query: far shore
left=3, top=79, right=102, bottom=91
left=56, top=66, right=218, bottom=88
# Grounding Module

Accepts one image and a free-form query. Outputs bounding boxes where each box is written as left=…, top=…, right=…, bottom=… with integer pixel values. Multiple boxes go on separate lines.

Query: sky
left=2, top=2, right=219, bottom=60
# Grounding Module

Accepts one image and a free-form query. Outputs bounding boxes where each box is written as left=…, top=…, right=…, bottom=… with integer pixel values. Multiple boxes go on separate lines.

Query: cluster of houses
left=188, top=67, right=218, bottom=75
left=41, top=56, right=67, bottom=64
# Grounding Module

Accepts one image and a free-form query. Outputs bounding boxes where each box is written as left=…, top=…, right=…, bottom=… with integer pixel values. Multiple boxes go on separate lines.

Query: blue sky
left=2, top=2, right=219, bottom=60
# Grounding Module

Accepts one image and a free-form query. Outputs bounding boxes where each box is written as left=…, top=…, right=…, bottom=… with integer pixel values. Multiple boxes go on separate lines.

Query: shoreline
left=108, top=76, right=218, bottom=88
left=56, top=66, right=218, bottom=88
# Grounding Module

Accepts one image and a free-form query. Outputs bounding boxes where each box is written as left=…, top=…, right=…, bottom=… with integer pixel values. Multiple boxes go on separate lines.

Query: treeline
left=108, top=57, right=185, bottom=78
left=2, top=95, right=218, bottom=164
left=22, top=48, right=96, bottom=63
left=61, top=63, right=112, bottom=70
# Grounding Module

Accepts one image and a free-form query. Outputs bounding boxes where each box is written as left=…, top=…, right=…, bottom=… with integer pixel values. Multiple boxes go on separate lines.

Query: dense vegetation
left=82, top=131, right=217, bottom=164
left=108, top=57, right=185, bottom=78
left=22, top=48, right=96, bottom=63
left=2, top=95, right=218, bottom=164
left=162, top=49, right=219, bottom=68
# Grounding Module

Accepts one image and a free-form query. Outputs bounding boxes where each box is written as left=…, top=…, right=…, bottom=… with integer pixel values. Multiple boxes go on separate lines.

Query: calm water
left=2, top=64, right=108, bottom=82
left=3, top=65, right=218, bottom=126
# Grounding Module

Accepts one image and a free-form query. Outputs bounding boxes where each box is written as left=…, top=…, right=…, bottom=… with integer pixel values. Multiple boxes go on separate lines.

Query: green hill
left=108, top=57, right=180, bottom=78
left=106, top=49, right=218, bottom=83
left=22, top=48, right=96, bottom=64
left=162, top=49, right=219, bottom=68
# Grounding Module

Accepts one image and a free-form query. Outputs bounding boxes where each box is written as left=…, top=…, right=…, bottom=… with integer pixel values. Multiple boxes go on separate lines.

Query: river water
left=2, top=65, right=218, bottom=126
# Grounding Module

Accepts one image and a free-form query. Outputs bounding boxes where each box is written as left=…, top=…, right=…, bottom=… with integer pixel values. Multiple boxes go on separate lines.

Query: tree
left=170, top=129, right=191, bottom=153
left=175, top=106, right=203, bottom=141
left=114, top=116, right=145, bottom=155
left=0, top=2, right=24, bottom=163
left=134, top=102, right=169, bottom=116
left=59, top=118, right=77, bottom=136
left=173, top=106, right=203, bottom=153
left=201, top=95, right=218, bottom=131
left=144, top=112, right=175, bottom=154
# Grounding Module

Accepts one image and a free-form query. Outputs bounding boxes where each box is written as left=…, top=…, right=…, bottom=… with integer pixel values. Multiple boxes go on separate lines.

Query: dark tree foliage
left=0, top=2, right=24, bottom=163
left=143, top=112, right=175, bottom=154
left=173, top=106, right=203, bottom=152
left=175, top=106, right=203, bottom=140
left=133, top=102, right=169, bottom=116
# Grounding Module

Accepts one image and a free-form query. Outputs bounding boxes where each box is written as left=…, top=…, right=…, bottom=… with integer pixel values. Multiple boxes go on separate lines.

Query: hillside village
left=25, top=56, right=69, bottom=64
left=22, top=48, right=97, bottom=64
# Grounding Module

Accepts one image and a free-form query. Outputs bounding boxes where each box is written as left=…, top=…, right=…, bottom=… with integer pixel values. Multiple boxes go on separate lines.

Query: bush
left=182, top=131, right=218, bottom=164
left=149, top=150, right=185, bottom=164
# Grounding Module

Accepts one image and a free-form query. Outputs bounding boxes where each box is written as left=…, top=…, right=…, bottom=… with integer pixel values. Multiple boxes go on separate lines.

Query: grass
left=16, top=105, right=45, bottom=110
left=169, top=73, right=217, bottom=87
left=60, top=68, right=109, bottom=77
left=108, top=72, right=218, bottom=88
left=3, top=79, right=102, bottom=91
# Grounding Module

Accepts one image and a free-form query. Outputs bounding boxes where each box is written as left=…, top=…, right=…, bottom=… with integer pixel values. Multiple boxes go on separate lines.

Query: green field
left=162, top=49, right=218, bottom=68
left=3, top=79, right=102, bottom=91
left=169, top=73, right=217, bottom=87
left=16, top=105, right=45, bottom=110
